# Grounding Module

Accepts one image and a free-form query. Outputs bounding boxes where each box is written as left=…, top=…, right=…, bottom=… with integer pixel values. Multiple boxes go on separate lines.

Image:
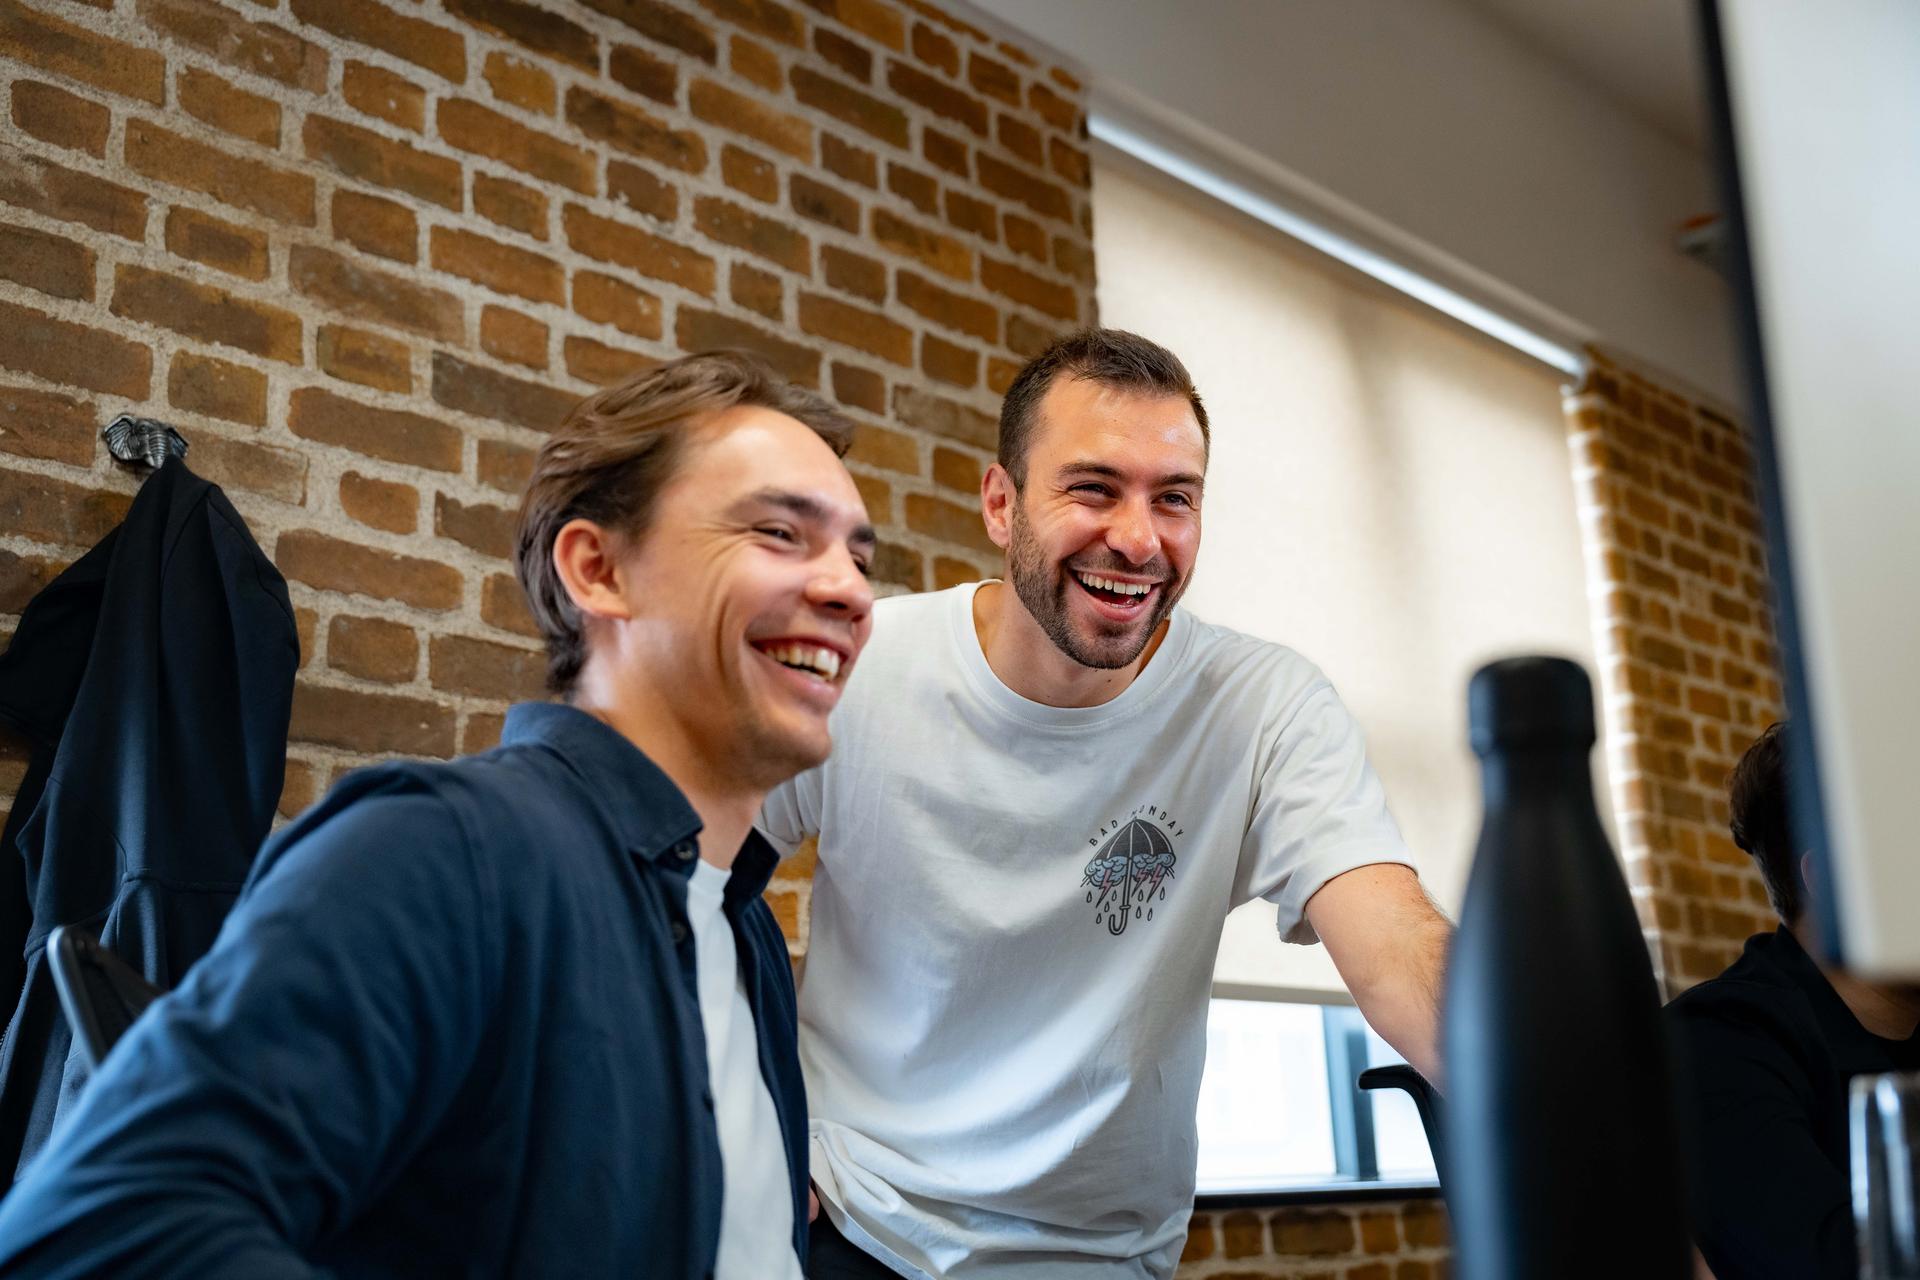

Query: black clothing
left=810, top=1212, right=905, bottom=1280
left=0, top=457, right=296, bottom=1177
left=1667, top=927, right=1920, bottom=1279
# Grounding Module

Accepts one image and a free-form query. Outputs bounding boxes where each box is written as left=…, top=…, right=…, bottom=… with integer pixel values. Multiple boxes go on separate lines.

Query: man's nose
left=808, top=547, right=874, bottom=618
left=1106, top=498, right=1159, bottom=566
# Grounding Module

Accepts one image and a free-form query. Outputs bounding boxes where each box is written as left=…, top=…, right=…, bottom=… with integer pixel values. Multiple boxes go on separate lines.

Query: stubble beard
left=1005, top=499, right=1182, bottom=671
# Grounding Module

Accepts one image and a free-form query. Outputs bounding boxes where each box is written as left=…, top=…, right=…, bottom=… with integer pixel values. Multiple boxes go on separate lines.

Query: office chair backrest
left=47, top=925, right=164, bottom=1071
left=1359, top=1063, right=1448, bottom=1185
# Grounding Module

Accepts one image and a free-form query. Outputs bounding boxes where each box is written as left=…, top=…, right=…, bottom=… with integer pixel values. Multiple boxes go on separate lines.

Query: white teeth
left=1075, top=571, right=1152, bottom=597
left=762, top=642, right=841, bottom=681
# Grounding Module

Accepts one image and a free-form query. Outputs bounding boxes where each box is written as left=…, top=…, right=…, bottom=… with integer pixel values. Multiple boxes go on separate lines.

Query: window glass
left=1194, top=999, right=1336, bottom=1192
left=1364, top=1025, right=1439, bottom=1180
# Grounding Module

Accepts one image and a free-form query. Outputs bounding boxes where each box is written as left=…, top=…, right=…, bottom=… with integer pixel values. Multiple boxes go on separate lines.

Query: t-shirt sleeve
left=757, top=762, right=825, bottom=856
left=1236, top=680, right=1415, bottom=944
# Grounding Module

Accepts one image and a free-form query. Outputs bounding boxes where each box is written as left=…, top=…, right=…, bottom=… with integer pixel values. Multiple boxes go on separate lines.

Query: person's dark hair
left=996, top=328, right=1209, bottom=487
left=514, top=350, right=854, bottom=696
left=1728, top=721, right=1799, bottom=922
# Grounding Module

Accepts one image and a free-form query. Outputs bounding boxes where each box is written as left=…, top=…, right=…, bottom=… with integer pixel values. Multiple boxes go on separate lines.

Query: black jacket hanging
left=0, top=455, right=297, bottom=1177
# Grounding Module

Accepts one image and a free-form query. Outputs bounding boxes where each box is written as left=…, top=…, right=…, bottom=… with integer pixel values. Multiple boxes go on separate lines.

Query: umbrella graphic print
left=1082, top=818, right=1177, bottom=936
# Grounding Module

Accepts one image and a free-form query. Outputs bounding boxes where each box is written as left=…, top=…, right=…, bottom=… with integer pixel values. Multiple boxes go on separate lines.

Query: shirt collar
left=500, top=702, right=782, bottom=900
left=1766, top=925, right=1917, bottom=1056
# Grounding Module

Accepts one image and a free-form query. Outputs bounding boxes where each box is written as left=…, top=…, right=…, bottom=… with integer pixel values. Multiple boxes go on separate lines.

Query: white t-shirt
left=758, top=583, right=1413, bottom=1279
left=684, top=857, right=803, bottom=1280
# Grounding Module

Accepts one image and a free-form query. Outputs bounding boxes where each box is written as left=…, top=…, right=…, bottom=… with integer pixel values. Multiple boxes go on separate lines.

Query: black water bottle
left=1442, top=657, right=1688, bottom=1279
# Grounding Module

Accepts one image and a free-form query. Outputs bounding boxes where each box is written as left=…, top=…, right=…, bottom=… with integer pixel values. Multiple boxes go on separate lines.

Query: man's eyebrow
left=734, top=488, right=877, bottom=549
left=1057, top=460, right=1206, bottom=490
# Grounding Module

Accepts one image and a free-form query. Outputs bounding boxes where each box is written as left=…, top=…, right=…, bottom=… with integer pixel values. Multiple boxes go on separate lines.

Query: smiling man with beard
left=760, top=328, right=1452, bottom=1280
left=0, top=352, right=874, bottom=1279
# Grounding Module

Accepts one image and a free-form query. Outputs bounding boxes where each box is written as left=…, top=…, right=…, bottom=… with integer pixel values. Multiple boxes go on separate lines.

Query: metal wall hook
left=102, top=416, right=189, bottom=470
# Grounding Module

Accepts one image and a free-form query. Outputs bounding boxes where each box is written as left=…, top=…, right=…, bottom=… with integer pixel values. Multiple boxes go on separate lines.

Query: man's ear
left=552, top=518, right=635, bottom=624
left=981, top=462, right=1016, bottom=552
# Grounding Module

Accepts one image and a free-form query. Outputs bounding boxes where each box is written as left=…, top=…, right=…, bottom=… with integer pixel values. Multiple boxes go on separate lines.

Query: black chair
left=47, top=926, right=164, bottom=1072
left=1359, top=1063, right=1447, bottom=1182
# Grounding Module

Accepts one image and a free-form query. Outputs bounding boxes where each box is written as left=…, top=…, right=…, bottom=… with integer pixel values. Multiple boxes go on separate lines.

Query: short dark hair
left=514, top=350, right=854, bottom=696
left=997, top=328, right=1209, bottom=487
left=1728, top=721, right=1799, bottom=922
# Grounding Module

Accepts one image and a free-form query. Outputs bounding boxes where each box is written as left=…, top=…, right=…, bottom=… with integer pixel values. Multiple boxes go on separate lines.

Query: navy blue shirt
left=0, top=703, right=809, bottom=1278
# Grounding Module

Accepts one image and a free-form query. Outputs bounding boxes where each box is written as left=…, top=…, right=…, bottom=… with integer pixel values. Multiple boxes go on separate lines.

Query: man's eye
left=756, top=526, right=798, bottom=543
left=1070, top=483, right=1111, bottom=497
left=1161, top=493, right=1195, bottom=509
left=854, top=559, right=872, bottom=578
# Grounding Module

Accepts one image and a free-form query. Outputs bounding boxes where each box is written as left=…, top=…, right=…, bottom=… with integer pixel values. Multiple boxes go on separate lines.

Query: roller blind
left=1091, top=149, right=1605, bottom=998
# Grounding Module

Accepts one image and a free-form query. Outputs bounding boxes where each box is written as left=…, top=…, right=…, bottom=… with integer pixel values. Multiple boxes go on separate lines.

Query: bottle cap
left=1468, top=656, right=1596, bottom=756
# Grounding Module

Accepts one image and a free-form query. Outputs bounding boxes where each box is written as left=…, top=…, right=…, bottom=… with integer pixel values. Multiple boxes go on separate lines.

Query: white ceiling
left=1457, top=0, right=1708, bottom=152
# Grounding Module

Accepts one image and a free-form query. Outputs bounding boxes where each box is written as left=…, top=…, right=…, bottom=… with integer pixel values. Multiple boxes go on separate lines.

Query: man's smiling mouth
left=1071, top=570, right=1157, bottom=609
left=749, top=640, right=844, bottom=683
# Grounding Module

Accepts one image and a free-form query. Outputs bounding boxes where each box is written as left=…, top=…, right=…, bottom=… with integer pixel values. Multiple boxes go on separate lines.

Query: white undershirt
left=684, top=857, right=802, bottom=1280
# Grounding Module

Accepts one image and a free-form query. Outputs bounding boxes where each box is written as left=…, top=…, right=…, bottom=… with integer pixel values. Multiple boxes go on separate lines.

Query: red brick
left=790, top=174, right=860, bottom=233
left=608, top=161, right=681, bottom=224
left=289, top=385, right=463, bottom=472
left=690, top=77, right=812, bottom=161
left=462, top=711, right=508, bottom=754
left=1270, top=1208, right=1357, bottom=1256
left=0, top=222, right=94, bottom=301
left=922, top=334, right=977, bottom=388
left=169, top=351, right=268, bottom=427
left=675, top=308, right=819, bottom=387
left=438, top=98, right=596, bottom=195
left=612, top=42, right=680, bottom=103
left=979, top=152, right=1071, bottom=222
left=893, top=384, right=994, bottom=449
left=0, top=152, right=144, bottom=239
left=573, top=272, right=664, bottom=340
left=481, top=306, right=550, bottom=369
left=847, top=421, right=917, bottom=475
left=791, top=66, right=909, bottom=148
left=581, top=0, right=717, bottom=63
left=432, top=353, right=578, bottom=433
left=897, top=270, right=998, bottom=342
left=328, top=614, right=419, bottom=683
left=0, top=300, right=149, bottom=398
left=932, top=444, right=983, bottom=493
left=0, top=382, right=96, bottom=467
left=435, top=492, right=517, bottom=559
left=997, top=113, right=1043, bottom=166
left=481, top=573, right=540, bottom=638
left=445, top=0, right=596, bottom=69
left=933, top=555, right=984, bottom=589
left=982, top=255, right=1078, bottom=320
left=1004, top=313, right=1059, bottom=358
left=318, top=323, right=412, bottom=394
left=1358, top=1209, right=1400, bottom=1255
left=1180, top=1215, right=1216, bottom=1263
left=1400, top=1202, right=1449, bottom=1248
left=332, top=189, right=418, bottom=263
left=1054, top=235, right=1093, bottom=283
left=564, top=205, right=716, bottom=295
left=566, top=87, right=708, bottom=174
left=873, top=207, right=970, bottom=281
left=887, top=163, right=939, bottom=216
left=10, top=82, right=110, bottom=158
left=290, top=245, right=463, bottom=341
left=967, top=51, right=1020, bottom=106
left=910, top=22, right=957, bottom=76
left=1049, top=65, right=1081, bottom=92
left=0, top=470, right=128, bottom=563
left=1004, top=213, right=1046, bottom=261
left=814, top=27, right=871, bottom=81
left=289, top=682, right=456, bottom=757
left=730, top=262, right=784, bottom=320
left=112, top=265, right=301, bottom=363
left=695, top=196, right=810, bottom=273
left=304, top=115, right=461, bottom=210
left=1028, top=80, right=1079, bottom=131
left=278, top=758, right=318, bottom=818
left=945, top=190, right=997, bottom=241
left=904, top=491, right=994, bottom=555
left=126, top=119, right=316, bottom=225
left=722, top=145, right=780, bottom=204
left=431, top=226, right=564, bottom=305
left=923, top=125, right=969, bottom=177
left=0, top=1, right=165, bottom=104
left=831, top=362, right=885, bottom=414
left=887, top=59, right=987, bottom=137
left=343, top=60, right=426, bottom=133
left=472, top=173, right=550, bottom=242
left=799, top=292, right=911, bottom=366
left=697, top=0, right=803, bottom=46
left=178, top=66, right=281, bottom=146
left=139, top=0, right=326, bottom=91
left=822, top=245, right=886, bottom=303
left=484, top=51, right=555, bottom=114
left=430, top=634, right=546, bottom=702
left=280, top=529, right=464, bottom=612
left=822, top=133, right=878, bottom=187
left=565, top=335, right=659, bottom=387
left=289, top=0, right=466, bottom=83
left=165, top=206, right=268, bottom=281
left=807, top=0, right=903, bottom=50
left=1050, top=135, right=1090, bottom=187
left=725, top=34, right=779, bottom=90
left=478, top=439, right=536, bottom=494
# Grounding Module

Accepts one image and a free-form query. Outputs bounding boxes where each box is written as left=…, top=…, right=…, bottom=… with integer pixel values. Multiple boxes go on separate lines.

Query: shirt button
left=672, top=840, right=696, bottom=862
left=671, top=921, right=688, bottom=945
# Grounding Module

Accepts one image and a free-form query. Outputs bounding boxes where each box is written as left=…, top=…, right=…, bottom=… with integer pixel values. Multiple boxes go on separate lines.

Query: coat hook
left=101, top=415, right=189, bottom=470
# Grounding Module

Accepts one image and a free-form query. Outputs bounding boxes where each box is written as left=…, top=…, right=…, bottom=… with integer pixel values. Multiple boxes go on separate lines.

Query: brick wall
left=1567, top=349, right=1784, bottom=995
left=0, top=0, right=1096, bottom=952
left=1179, top=1201, right=1449, bottom=1280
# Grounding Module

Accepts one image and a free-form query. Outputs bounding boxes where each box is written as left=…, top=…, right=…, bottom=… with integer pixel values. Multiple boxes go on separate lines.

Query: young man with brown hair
left=762, top=328, right=1451, bottom=1279
left=0, top=352, right=876, bottom=1278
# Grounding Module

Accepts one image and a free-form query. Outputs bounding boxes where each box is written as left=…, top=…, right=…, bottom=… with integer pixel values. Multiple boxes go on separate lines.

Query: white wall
left=968, top=0, right=1737, bottom=401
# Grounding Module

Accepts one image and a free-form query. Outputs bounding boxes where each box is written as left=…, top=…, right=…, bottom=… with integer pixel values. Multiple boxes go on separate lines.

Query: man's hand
left=809, top=1185, right=820, bottom=1223
left=1304, top=863, right=1452, bottom=1087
